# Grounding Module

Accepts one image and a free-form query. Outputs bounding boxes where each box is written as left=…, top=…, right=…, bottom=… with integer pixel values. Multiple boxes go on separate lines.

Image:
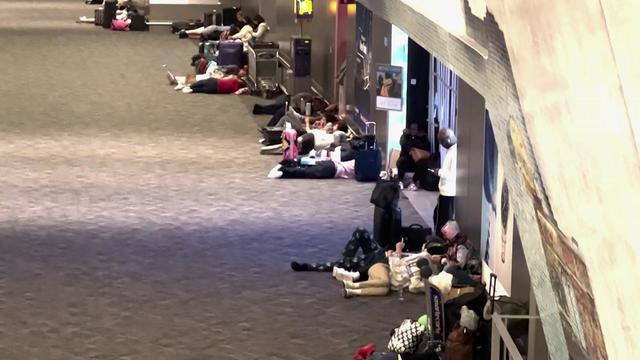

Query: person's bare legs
left=342, top=263, right=391, bottom=297
left=185, top=27, right=205, bottom=36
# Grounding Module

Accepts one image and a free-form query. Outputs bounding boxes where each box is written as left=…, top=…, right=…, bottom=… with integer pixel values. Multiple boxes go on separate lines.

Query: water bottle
left=305, top=102, right=312, bottom=116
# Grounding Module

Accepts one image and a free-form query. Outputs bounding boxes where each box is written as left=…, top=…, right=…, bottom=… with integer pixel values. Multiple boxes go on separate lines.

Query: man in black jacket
left=397, top=122, right=431, bottom=188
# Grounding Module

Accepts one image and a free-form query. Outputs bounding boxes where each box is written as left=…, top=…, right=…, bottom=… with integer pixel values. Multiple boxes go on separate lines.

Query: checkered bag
left=387, top=319, right=425, bottom=354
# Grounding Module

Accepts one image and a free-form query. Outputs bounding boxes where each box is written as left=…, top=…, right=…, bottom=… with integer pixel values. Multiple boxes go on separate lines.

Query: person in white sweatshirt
left=431, top=128, right=458, bottom=236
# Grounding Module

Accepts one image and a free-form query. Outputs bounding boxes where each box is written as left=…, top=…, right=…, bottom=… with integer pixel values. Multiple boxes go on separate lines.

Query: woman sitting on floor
left=230, top=14, right=270, bottom=43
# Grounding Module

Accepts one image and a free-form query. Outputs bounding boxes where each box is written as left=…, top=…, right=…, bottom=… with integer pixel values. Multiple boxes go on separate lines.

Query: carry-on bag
left=129, top=14, right=148, bottom=31
left=217, top=41, right=243, bottom=66
left=355, top=121, right=381, bottom=182
left=282, top=127, right=299, bottom=161
left=203, top=11, right=214, bottom=27
left=204, top=11, right=222, bottom=27
left=355, top=146, right=381, bottom=182
left=400, top=224, right=433, bottom=252
left=94, top=8, right=103, bottom=26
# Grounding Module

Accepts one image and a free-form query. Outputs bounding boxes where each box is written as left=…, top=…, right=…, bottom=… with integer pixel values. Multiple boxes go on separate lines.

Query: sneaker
left=181, top=87, right=193, bottom=94
left=258, top=138, right=265, bottom=144
left=334, top=268, right=359, bottom=282
left=267, top=165, right=283, bottom=179
left=342, top=279, right=356, bottom=289
left=342, top=282, right=352, bottom=299
left=261, top=144, right=281, bottom=151
left=174, top=84, right=184, bottom=91
left=178, top=29, right=188, bottom=39
left=166, top=71, right=177, bottom=85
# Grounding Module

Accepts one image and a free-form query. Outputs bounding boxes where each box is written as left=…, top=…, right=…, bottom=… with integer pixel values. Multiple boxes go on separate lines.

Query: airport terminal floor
left=0, top=1, right=425, bottom=359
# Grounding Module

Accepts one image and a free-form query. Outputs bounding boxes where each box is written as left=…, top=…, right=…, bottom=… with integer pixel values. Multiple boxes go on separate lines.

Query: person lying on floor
left=296, top=115, right=350, bottom=152
left=257, top=95, right=333, bottom=134
left=289, top=228, right=411, bottom=298
left=180, top=75, right=250, bottom=95
left=178, top=10, right=248, bottom=39
left=167, top=65, right=247, bottom=90
left=290, top=228, right=385, bottom=276
left=267, top=146, right=354, bottom=179
left=264, top=103, right=337, bottom=138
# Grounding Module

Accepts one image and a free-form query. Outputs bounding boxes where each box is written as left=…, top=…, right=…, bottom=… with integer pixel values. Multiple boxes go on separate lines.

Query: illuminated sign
left=295, top=0, right=313, bottom=18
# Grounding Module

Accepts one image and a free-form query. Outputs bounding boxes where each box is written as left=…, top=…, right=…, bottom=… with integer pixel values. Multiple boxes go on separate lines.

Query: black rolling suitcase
left=94, top=8, right=103, bottom=26
left=203, top=11, right=222, bottom=27
left=102, top=0, right=117, bottom=28
left=355, top=122, right=381, bottom=182
left=222, top=7, right=240, bottom=26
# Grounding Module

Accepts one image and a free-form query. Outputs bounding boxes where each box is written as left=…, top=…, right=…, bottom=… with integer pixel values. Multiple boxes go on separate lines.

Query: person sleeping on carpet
left=166, top=64, right=247, bottom=91
left=180, top=75, right=251, bottom=95
left=266, top=146, right=355, bottom=179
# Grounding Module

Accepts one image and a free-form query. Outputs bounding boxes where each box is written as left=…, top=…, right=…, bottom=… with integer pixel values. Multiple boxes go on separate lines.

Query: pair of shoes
left=178, top=29, right=188, bottom=39
left=333, top=267, right=359, bottom=282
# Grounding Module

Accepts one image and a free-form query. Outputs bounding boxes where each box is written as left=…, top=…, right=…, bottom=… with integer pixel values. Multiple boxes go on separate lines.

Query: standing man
left=430, top=128, right=457, bottom=236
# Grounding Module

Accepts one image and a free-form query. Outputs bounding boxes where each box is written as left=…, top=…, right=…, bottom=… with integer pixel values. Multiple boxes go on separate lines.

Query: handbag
left=400, top=224, right=432, bottom=252
left=387, top=319, right=426, bottom=354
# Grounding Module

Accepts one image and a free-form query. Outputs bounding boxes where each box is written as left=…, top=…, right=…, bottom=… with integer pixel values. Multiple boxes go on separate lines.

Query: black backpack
left=370, top=180, right=402, bottom=250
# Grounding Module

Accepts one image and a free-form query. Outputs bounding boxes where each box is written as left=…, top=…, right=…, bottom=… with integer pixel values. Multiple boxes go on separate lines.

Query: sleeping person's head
left=334, top=119, right=349, bottom=133
left=253, top=14, right=265, bottom=26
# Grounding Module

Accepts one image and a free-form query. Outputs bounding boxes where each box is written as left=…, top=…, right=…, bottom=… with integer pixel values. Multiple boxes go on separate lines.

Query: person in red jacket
left=182, top=75, right=251, bottom=95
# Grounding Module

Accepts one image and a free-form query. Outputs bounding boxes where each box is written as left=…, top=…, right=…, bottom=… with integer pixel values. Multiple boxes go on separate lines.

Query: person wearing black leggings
left=290, top=228, right=385, bottom=275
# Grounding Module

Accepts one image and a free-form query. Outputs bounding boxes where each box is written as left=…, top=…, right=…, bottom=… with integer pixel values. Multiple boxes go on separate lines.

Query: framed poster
left=375, top=64, right=404, bottom=111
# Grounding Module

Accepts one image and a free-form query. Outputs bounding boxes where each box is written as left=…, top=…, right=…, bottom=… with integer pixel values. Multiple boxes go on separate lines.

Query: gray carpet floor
left=0, top=1, right=427, bottom=359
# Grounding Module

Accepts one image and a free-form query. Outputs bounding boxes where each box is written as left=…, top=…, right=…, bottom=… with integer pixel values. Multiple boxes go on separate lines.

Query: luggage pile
left=348, top=183, right=509, bottom=359
left=92, top=0, right=148, bottom=32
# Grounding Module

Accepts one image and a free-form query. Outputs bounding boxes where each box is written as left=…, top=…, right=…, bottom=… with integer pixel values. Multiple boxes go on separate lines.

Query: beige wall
left=360, top=0, right=640, bottom=358
left=487, top=1, right=640, bottom=358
